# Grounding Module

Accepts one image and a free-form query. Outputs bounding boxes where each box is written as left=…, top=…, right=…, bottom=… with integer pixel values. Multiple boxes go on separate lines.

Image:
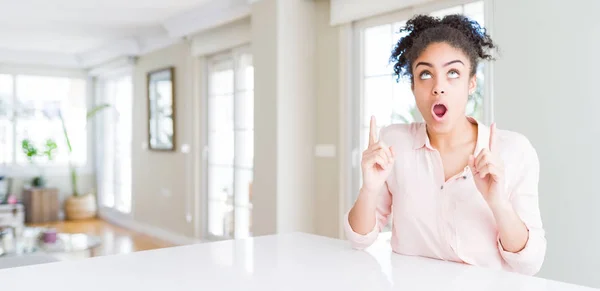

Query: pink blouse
left=344, top=118, right=546, bottom=275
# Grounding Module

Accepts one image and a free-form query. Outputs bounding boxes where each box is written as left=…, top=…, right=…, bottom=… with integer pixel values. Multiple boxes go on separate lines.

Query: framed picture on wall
left=147, top=67, right=176, bottom=151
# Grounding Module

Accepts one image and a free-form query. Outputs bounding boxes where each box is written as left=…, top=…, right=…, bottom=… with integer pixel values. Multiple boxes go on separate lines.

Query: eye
left=419, top=71, right=432, bottom=80
left=448, top=70, right=460, bottom=79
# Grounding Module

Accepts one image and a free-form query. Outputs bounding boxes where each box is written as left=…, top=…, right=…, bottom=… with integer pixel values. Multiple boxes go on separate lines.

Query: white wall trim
left=87, top=56, right=136, bottom=78
left=0, top=49, right=81, bottom=69
left=99, top=208, right=202, bottom=246
left=191, top=56, right=206, bottom=239
left=163, top=0, right=250, bottom=39
left=352, top=0, right=484, bottom=29
left=330, top=0, right=436, bottom=26
left=190, top=17, right=251, bottom=57
left=0, top=63, right=87, bottom=78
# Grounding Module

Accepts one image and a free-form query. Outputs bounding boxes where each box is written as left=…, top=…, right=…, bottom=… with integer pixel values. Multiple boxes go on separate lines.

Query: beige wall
left=314, top=1, right=341, bottom=238
left=252, top=0, right=318, bottom=235
left=131, top=42, right=196, bottom=237
left=250, top=0, right=278, bottom=236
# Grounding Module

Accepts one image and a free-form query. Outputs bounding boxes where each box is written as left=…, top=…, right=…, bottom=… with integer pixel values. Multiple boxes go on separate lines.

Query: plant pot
left=32, top=176, right=46, bottom=188
left=65, top=193, right=97, bottom=220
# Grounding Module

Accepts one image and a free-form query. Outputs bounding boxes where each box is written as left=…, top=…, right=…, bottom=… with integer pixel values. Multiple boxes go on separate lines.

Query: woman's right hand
left=361, top=116, right=395, bottom=195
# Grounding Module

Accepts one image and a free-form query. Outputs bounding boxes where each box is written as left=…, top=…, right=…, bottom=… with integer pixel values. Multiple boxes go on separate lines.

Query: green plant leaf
left=86, top=104, right=111, bottom=120
left=21, top=139, right=38, bottom=163
left=58, top=112, right=73, bottom=153
left=43, top=139, right=58, bottom=161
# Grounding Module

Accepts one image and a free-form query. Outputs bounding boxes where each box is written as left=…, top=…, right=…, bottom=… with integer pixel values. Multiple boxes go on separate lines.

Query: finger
left=476, top=164, right=500, bottom=180
left=489, top=122, right=496, bottom=152
left=389, top=146, right=395, bottom=158
left=362, top=152, right=386, bottom=169
left=366, top=142, right=383, bottom=153
left=475, top=149, right=490, bottom=169
left=364, top=150, right=387, bottom=164
left=380, top=144, right=392, bottom=163
left=369, top=115, right=377, bottom=146
left=477, top=165, right=490, bottom=179
left=378, top=150, right=391, bottom=165
left=372, top=155, right=388, bottom=170
left=366, top=141, right=388, bottom=156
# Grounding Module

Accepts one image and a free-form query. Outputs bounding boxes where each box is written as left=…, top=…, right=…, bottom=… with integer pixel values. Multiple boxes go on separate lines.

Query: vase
left=65, top=193, right=97, bottom=220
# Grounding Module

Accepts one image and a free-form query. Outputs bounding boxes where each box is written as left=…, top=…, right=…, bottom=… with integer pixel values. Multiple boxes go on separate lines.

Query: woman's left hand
left=469, top=123, right=507, bottom=207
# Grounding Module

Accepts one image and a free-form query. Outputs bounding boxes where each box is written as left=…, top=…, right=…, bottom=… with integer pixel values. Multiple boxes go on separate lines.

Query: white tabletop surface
left=0, top=232, right=595, bottom=290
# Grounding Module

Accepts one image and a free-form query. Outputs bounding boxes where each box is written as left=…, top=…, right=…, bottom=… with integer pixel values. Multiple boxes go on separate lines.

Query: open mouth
left=432, top=103, right=448, bottom=119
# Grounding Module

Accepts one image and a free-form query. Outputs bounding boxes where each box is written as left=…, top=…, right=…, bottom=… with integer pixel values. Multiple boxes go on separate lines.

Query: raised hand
left=361, top=116, right=395, bottom=195
left=468, top=122, right=506, bottom=205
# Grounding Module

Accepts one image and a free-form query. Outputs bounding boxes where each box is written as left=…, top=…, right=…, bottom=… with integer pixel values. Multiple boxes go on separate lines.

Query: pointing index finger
left=369, top=115, right=377, bottom=146
left=489, top=122, right=496, bottom=152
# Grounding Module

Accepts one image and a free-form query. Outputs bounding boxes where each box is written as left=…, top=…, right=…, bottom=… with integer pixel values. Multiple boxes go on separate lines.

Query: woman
left=345, top=14, right=546, bottom=276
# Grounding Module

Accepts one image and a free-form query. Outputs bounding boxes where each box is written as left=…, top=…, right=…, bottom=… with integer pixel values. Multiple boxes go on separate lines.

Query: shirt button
left=441, top=185, right=444, bottom=190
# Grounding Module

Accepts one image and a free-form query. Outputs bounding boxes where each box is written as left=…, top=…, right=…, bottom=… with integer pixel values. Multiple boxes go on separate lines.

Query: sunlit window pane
left=392, top=79, right=418, bottom=124
left=210, top=69, right=234, bottom=95
left=464, top=1, right=485, bottom=26
left=364, top=24, right=394, bottom=77
left=209, top=95, right=234, bottom=132
left=208, top=49, right=254, bottom=240
left=0, top=119, right=12, bottom=164
left=209, top=130, right=234, bottom=166
left=98, top=75, right=132, bottom=214
left=430, top=5, right=463, bottom=18
left=363, top=76, right=393, bottom=127
left=13, top=75, right=87, bottom=166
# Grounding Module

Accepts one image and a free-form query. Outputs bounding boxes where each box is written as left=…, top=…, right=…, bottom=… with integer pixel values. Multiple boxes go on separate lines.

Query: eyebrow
left=444, top=60, right=464, bottom=67
left=415, top=60, right=465, bottom=69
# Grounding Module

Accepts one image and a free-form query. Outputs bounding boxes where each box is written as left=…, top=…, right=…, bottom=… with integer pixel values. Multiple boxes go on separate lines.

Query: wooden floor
left=28, top=219, right=175, bottom=258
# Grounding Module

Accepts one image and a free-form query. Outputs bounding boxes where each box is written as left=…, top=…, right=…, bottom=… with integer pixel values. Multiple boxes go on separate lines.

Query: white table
left=0, top=232, right=594, bottom=290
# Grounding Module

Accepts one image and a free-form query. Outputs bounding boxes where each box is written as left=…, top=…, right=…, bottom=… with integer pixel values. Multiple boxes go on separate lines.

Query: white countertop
left=0, top=232, right=594, bottom=290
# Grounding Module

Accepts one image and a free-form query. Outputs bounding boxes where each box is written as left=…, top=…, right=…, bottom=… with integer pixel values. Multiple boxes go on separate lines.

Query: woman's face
left=411, top=42, right=476, bottom=134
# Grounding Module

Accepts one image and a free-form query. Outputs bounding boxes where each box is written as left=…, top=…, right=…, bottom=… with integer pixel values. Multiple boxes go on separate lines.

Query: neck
left=428, top=117, right=477, bottom=151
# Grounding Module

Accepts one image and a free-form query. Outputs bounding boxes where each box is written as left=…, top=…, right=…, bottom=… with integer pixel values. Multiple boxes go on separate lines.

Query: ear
left=468, top=75, right=477, bottom=95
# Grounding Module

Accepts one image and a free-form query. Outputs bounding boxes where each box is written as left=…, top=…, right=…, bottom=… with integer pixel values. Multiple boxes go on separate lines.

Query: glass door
left=206, top=46, right=254, bottom=240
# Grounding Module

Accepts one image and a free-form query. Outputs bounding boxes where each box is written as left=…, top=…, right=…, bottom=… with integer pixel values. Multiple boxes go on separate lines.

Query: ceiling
left=0, top=0, right=223, bottom=69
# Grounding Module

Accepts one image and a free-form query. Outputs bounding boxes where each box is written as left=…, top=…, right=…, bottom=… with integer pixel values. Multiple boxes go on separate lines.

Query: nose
left=432, top=80, right=446, bottom=96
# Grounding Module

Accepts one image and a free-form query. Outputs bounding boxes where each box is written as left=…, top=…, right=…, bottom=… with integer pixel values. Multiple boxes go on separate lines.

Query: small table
left=0, top=227, right=102, bottom=268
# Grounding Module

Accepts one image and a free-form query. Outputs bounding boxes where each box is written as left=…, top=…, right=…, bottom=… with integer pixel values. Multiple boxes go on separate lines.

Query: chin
left=427, top=121, right=452, bottom=134
left=425, top=115, right=455, bottom=133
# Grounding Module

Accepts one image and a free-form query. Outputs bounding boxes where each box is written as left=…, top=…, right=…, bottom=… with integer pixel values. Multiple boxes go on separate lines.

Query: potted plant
left=60, top=104, right=111, bottom=220
left=21, top=138, right=58, bottom=188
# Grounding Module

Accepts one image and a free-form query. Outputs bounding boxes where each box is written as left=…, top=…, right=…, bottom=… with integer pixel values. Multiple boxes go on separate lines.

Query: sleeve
left=498, top=138, right=547, bottom=275
left=343, top=182, right=393, bottom=250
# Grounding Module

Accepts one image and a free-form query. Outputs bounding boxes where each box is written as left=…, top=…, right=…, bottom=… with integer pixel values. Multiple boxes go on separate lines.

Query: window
left=205, top=46, right=254, bottom=240
left=0, top=74, right=88, bottom=168
left=96, top=75, right=133, bottom=214
left=351, top=1, right=488, bottom=208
